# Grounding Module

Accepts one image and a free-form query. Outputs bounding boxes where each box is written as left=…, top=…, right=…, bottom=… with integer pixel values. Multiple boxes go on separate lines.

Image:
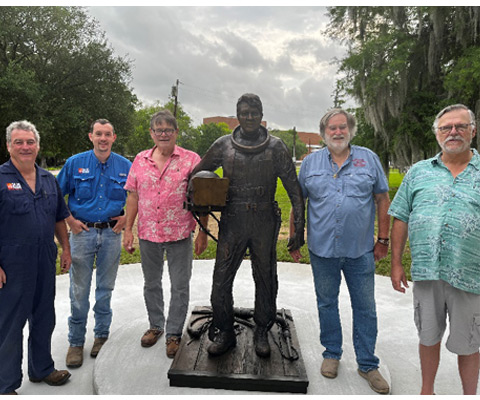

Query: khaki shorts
left=413, top=280, right=480, bottom=355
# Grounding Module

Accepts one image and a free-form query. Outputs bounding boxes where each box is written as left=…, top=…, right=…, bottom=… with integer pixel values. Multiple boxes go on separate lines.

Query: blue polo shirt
left=57, top=150, right=131, bottom=223
left=299, top=145, right=389, bottom=259
left=0, top=160, right=69, bottom=245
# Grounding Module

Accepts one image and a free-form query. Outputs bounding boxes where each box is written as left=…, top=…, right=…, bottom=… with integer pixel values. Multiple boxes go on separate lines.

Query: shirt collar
left=3, top=159, right=45, bottom=175
left=90, top=149, right=112, bottom=167
left=144, top=145, right=180, bottom=160
left=326, top=144, right=353, bottom=162
left=432, top=149, right=480, bottom=170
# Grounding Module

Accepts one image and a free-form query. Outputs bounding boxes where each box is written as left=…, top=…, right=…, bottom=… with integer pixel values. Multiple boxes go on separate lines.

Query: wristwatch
left=377, top=237, right=389, bottom=246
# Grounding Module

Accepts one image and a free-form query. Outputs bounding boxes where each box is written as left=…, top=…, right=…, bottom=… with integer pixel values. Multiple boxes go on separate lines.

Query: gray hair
left=319, top=108, right=357, bottom=139
left=150, top=109, right=178, bottom=130
left=432, top=104, right=476, bottom=132
left=6, top=120, right=40, bottom=145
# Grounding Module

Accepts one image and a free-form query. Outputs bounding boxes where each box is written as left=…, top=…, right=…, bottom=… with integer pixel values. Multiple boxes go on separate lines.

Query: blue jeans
left=68, top=228, right=121, bottom=347
left=309, top=250, right=379, bottom=372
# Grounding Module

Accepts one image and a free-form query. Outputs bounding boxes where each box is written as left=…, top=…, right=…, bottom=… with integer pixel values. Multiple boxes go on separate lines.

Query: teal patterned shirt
left=389, top=149, right=480, bottom=294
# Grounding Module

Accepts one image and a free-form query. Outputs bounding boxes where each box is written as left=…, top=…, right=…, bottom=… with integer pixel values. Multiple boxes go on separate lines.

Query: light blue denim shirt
left=389, top=149, right=480, bottom=294
left=299, top=145, right=389, bottom=259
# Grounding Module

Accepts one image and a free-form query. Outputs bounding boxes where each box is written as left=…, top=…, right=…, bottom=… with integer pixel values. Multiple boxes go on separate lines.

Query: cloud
left=88, top=6, right=348, bottom=132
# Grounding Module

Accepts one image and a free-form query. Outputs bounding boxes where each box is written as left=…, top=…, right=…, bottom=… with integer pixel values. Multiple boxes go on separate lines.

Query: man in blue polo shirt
left=289, top=109, right=391, bottom=394
left=57, top=119, right=131, bottom=368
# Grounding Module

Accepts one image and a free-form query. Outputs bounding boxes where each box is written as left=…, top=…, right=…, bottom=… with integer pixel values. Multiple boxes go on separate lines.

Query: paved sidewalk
left=16, top=260, right=464, bottom=395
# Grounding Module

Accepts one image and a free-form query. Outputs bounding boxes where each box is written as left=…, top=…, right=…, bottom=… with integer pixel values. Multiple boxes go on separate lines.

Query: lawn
left=57, top=168, right=412, bottom=281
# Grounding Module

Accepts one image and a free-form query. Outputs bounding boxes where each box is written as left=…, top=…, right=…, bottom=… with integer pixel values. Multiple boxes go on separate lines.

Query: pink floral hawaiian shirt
left=124, top=145, right=201, bottom=243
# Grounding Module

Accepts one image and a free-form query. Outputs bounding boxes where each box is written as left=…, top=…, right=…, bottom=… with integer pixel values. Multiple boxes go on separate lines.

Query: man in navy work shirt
left=0, top=120, right=71, bottom=394
left=289, top=109, right=391, bottom=394
left=57, top=119, right=131, bottom=368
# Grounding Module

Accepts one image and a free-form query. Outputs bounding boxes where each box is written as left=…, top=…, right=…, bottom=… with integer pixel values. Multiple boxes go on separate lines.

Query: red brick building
left=297, top=131, right=323, bottom=158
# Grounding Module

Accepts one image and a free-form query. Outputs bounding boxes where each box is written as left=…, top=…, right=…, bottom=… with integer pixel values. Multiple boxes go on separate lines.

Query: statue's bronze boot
left=254, top=326, right=271, bottom=358
left=207, top=331, right=236, bottom=356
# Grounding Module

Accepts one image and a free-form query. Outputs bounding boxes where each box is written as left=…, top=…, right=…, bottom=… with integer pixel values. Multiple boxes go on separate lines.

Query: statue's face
left=237, top=102, right=262, bottom=135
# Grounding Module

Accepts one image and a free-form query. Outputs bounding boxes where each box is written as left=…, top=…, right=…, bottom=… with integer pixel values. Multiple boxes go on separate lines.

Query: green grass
left=57, top=168, right=412, bottom=281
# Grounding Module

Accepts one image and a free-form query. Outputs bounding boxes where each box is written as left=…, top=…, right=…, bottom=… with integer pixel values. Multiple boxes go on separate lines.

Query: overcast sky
left=87, top=6, right=349, bottom=133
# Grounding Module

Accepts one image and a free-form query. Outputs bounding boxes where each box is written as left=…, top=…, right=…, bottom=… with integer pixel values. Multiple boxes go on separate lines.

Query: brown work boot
left=0, top=391, right=17, bottom=395
left=321, top=358, right=340, bottom=379
left=66, top=346, right=83, bottom=368
left=166, top=336, right=181, bottom=358
left=29, top=369, right=71, bottom=386
left=358, top=368, right=390, bottom=394
left=141, top=328, right=164, bottom=347
left=90, top=337, right=108, bottom=358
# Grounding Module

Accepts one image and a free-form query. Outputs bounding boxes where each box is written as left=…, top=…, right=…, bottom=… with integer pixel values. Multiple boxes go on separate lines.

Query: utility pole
left=171, top=79, right=180, bottom=117
left=292, top=126, right=297, bottom=163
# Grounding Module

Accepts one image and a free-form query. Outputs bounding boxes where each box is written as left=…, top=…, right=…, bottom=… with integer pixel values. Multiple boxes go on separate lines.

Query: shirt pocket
left=345, top=172, right=375, bottom=198
left=108, top=176, right=127, bottom=201
left=304, top=172, right=329, bottom=200
left=39, top=188, right=57, bottom=215
left=74, top=175, right=94, bottom=200
left=7, top=190, right=32, bottom=215
left=470, top=314, right=480, bottom=347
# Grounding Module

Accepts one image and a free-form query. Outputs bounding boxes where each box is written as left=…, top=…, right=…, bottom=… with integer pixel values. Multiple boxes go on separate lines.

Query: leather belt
left=83, top=220, right=117, bottom=229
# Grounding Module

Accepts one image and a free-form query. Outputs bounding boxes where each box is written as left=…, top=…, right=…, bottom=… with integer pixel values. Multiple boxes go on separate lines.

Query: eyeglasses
left=437, top=123, right=473, bottom=134
left=152, top=128, right=176, bottom=136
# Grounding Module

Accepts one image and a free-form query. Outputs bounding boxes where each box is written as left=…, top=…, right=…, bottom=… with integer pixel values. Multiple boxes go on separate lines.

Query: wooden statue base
left=168, top=306, right=309, bottom=393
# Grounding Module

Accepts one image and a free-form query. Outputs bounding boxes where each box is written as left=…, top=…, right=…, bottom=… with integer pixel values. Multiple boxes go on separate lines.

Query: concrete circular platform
left=93, top=260, right=391, bottom=395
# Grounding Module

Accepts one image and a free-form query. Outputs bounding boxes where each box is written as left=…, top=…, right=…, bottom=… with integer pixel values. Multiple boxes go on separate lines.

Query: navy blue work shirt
left=0, top=160, right=70, bottom=245
left=56, top=150, right=131, bottom=223
left=299, top=145, right=389, bottom=259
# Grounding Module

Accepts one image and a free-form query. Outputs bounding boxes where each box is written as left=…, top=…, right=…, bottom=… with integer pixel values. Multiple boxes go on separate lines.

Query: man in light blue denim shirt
left=290, top=109, right=391, bottom=394
left=390, top=104, right=480, bottom=395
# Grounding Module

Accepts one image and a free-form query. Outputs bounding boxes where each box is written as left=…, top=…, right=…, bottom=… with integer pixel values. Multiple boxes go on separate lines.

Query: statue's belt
left=229, top=185, right=272, bottom=198
left=226, top=201, right=277, bottom=212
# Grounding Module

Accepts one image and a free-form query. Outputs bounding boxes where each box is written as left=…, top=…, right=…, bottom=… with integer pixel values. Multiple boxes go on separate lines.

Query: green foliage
left=327, top=6, right=480, bottom=169
left=125, top=100, right=196, bottom=156
left=0, top=6, right=137, bottom=165
left=187, top=122, right=231, bottom=157
left=270, top=129, right=308, bottom=160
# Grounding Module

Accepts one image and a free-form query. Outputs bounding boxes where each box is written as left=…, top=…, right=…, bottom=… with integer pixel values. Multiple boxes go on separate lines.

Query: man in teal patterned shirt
left=389, top=104, right=480, bottom=395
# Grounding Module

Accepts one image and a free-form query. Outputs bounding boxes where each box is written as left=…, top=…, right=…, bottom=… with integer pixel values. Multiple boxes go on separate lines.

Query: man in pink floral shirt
left=123, top=109, right=207, bottom=358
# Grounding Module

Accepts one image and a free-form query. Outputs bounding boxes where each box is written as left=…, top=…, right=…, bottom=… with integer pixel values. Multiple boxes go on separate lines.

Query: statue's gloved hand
left=287, top=231, right=305, bottom=252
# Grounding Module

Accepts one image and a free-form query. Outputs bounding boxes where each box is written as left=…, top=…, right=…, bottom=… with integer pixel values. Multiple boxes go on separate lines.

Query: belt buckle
left=93, top=222, right=103, bottom=229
